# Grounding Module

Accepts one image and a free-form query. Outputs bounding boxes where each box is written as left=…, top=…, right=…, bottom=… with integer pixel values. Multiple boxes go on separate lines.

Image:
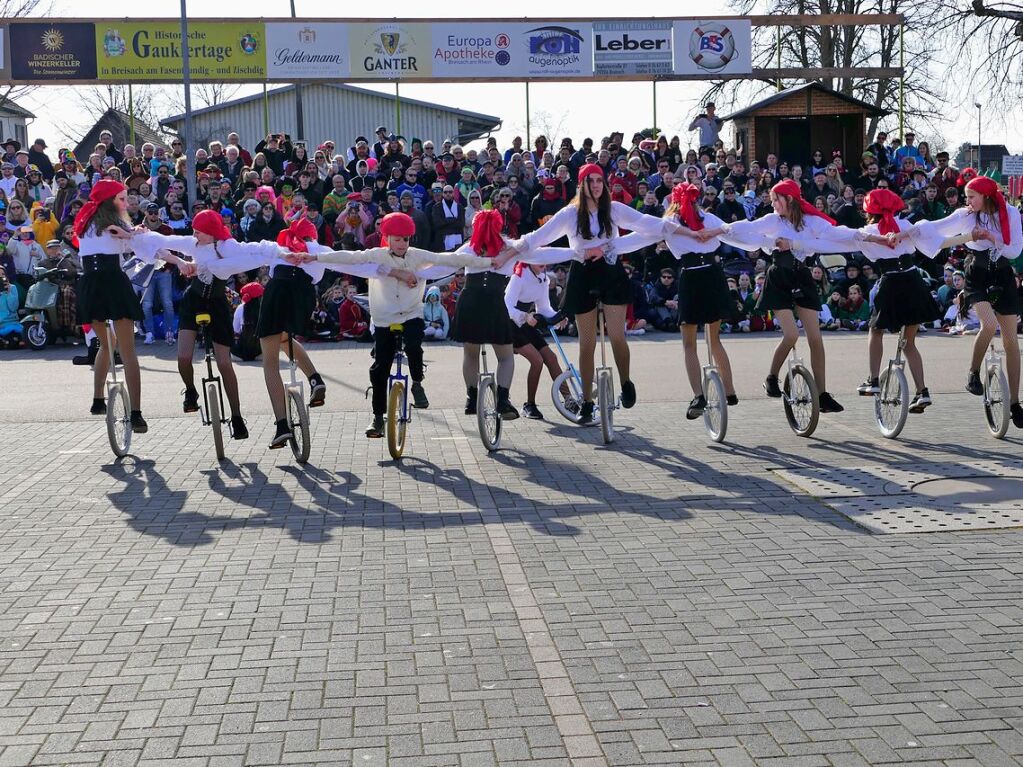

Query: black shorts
left=963, top=253, right=1021, bottom=317
left=756, top=252, right=821, bottom=313
left=869, top=269, right=941, bottom=332
left=76, top=267, right=143, bottom=324
left=678, top=261, right=732, bottom=325
left=561, top=259, right=631, bottom=315
left=450, top=272, right=513, bottom=344
left=177, top=282, right=234, bottom=346
left=511, top=321, right=549, bottom=350
left=256, top=270, right=315, bottom=338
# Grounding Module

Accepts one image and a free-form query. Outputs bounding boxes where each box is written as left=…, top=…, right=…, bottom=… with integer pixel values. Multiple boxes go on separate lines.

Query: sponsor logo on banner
left=350, top=23, right=430, bottom=77
left=11, top=22, right=98, bottom=80
left=593, top=20, right=672, bottom=76
left=430, top=24, right=515, bottom=75
left=673, top=19, right=751, bottom=76
left=266, top=22, right=349, bottom=78
left=512, top=23, right=592, bottom=77
left=95, top=22, right=265, bottom=80
left=1002, top=155, right=1023, bottom=177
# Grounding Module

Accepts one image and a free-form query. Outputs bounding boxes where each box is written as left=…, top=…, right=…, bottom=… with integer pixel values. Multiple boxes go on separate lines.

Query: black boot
left=497, top=386, right=519, bottom=420
left=73, top=338, right=100, bottom=366
left=465, top=386, right=477, bottom=415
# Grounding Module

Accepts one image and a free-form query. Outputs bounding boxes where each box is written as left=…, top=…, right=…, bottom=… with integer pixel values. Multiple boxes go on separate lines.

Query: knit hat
left=577, top=163, right=603, bottom=184
left=379, top=212, right=416, bottom=248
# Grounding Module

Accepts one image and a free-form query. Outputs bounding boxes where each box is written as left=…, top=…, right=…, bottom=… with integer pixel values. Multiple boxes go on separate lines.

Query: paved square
left=2, top=334, right=1023, bottom=766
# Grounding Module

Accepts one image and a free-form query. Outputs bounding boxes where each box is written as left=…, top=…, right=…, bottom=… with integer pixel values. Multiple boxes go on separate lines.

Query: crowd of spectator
left=0, top=109, right=1017, bottom=354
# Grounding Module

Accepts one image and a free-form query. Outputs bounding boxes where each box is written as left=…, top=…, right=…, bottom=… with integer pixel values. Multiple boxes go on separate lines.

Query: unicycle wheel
left=702, top=369, right=728, bottom=443
left=984, top=363, right=1010, bottom=439
left=387, top=381, right=408, bottom=459
left=106, top=382, right=132, bottom=458
left=286, top=386, right=310, bottom=463
left=207, top=382, right=225, bottom=460
left=477, top=375, right=502, bottom=451
left=874, top=366, right=908, bottom=440
left=783, top=364, right=819, bottom=438
left=598, top=370, right=615, bottom=444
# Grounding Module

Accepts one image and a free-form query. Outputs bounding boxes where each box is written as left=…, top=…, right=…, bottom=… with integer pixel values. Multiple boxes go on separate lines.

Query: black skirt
left=870, top=268, right=940, bottom=332
left=256, top=270, right=315, bottom=338
left=678, top=261, right=733, bottom=325
left=450, top=272, right=514, bottom=344
left=511, top=321, right=549, bottom=350
left=76, top=267, right=143, bottom=324
left=561, top=258, right=631, bottom=315
left=178, top=280, right=235, bottom=346
left=756, top=251, right=821, bottom=313
left=963, top=252, right=1021, bottom=317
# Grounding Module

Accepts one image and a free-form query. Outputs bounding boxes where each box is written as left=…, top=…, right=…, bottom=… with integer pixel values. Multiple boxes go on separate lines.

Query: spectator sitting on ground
left=0, top=266, right=21, bottom=347
left=423, top=285, right=449, bottom=340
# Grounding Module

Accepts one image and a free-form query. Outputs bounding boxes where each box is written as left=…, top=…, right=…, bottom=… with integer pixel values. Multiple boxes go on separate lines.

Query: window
left=14, top=123, right=27, bottom=148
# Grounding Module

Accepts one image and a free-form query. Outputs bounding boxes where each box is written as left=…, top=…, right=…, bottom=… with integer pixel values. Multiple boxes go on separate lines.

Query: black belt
left=515, top=300, right=534, bottom=313
left=680, top=252, right=719, bottom=269
left=465, top=271, right=508, bottom=289
left=272, top=265, right=313, bottom=282
left=875, top=255, right=915, bottom=274
left=189, top=277, right=227, bottom=300
left=82, top=254, right=122, bottom=273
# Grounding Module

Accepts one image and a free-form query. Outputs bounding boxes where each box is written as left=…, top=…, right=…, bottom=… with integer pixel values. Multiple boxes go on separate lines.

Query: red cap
left=191, top=209, right=233, bottom=241
left=379, top=212, right=416, bottom=247
left=240, top=282, right=264, bottom=302
left=966, top=176, right=1011, bottom=247
left=862, top=188, right=905, bottom=235
left=771, top=179, right=836, bottom=225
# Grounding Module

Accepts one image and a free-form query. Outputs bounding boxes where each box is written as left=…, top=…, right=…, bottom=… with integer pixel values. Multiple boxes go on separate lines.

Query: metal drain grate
left=775, top=462, right=1023, bottom=534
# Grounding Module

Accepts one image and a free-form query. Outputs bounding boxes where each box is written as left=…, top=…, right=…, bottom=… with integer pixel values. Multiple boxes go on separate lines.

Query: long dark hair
left=573, top=175, right=613, bottom=239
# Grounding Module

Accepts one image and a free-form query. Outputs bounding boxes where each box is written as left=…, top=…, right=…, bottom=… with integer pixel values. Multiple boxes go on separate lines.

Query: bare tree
left=701, top=0, right=943, bottom=142
left=54, top=84, right=168, bottom=146
left=165, top=82, right=243, bottom=114
left=0, top=0, right=53, bottom=113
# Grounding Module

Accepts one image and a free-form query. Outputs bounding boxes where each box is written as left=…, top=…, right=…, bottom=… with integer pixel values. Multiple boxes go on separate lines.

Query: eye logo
left=528, top=26, right=582, bottom=57
left=689, top=24, right=736, bottom=71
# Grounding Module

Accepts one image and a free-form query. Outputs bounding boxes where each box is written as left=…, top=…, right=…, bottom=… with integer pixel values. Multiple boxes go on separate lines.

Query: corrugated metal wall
left=169, top=85, right=483, bottom=150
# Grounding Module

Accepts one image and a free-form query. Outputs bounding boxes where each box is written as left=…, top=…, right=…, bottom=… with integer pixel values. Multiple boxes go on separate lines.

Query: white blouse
left=512, top=201, right=677, bottom=264
left=504, top=268, right=558, bottom=326
left=615, top=211, right=728, bottom=258
left=131, top=231, right=284, bottom=282
left=718, top=213, right=864, bottom=262
left=854, top=221, right=917, bottom=263
left=909, top=206, right=1023, bottom=261
left=78, top=228, right=143, bottom=259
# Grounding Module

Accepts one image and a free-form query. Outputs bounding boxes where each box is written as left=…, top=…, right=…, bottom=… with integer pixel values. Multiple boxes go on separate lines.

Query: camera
left=350, top=202, right=360, bottom=211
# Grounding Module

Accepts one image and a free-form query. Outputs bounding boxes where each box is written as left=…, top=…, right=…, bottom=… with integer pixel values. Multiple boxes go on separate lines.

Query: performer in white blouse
left=76, top=180, right=191, bottom=434
left=509, top=163, right=686, bottom=425
left=895, top=176, right=1023, bottom=427
left=614, top=183, right=739, bottom=420
left=699, top=179, right=891, bottom=414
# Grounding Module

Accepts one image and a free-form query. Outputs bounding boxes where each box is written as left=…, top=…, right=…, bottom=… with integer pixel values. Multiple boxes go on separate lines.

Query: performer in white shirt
left=897, top=176, right=1023, bottom=427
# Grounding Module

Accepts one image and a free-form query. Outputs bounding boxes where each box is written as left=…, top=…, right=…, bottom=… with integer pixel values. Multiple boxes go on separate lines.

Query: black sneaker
left=90, top=398, right=106, bottom=415
left=269, top=419, right=292, bottom=449
left=579, top=401, right=596, bottom=426
left=231, top=416, right=249, bottom=440
left=620, top=380, right=637, bottom=409
left=129, top=411, right=148, bottom=434
left=908, top=389, right=932, bottom=414
left=309, top=375, right=326, bottom=408
left=465, top=386, right=477, bottom=415
left=411, top=381, right=429, bottom=409
left=858, top=378, right=880, bottom=396
left=686, top=394, right=707, bottom=420
left=182, top=388, right=200, bottom=413
left=819, top=391, right=844, bottom=413
left=1012, top=403, right=1023, bottom=429
left=966, top=370, right=983, bottom=396
left=726, top=394, right=739, bottom=406
left=497, top=386, right=519, bottom=420
left=763, top=375, right=782, bottom=398
left=522, top=402, right=544, bottom=420
left=365, top=415, right=385, bottom=438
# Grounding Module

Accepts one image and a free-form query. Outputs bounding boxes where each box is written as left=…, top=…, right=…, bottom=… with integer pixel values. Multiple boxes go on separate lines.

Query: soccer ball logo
left=689, top=24, right=736, bottom=71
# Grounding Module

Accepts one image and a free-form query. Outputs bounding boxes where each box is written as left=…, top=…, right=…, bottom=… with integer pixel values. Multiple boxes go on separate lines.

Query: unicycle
left=386, top=324, right=411, bottom=459
left=104, top=320, right=132, bottom=458
left=476, top=346, right=502, bottom=452
left=195, top=313, right=230, bottom=460
left=874, top=327, right=910, bottom=440
left=701, top=332, right=728, bottom=443
left=596, top=306, right=618, bottom=444
left=548, top=323, right=588, bottom=423
left=983, top=342, right=1010, bottom=439
left=782, top=346, right=819, bottom=437
left=284, top=332, right=310, bottom=463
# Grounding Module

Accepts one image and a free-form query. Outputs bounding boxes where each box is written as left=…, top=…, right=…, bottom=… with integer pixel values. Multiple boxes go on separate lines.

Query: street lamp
left=974, top=102, right=982, bottom=170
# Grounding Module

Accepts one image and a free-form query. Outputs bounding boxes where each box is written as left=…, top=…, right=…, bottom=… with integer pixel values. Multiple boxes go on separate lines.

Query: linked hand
left=107, top=226, right=133, bottom=240
left=584, top=246, right=604, bottom=262
left=775, top=237, right=793, bottom=251
left=393, top=268, right=417, bottom=287
left=178, top=261, right=197, bottom=278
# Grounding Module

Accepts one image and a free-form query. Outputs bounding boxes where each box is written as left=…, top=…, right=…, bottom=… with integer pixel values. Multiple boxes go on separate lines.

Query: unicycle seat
left=388, top=323, right=404, bottom=332
left=195, top=313, right=212, bottom=326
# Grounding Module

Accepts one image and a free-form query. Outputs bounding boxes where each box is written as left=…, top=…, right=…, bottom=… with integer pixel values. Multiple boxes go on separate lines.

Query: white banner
left=349, top=22, right=432, bottom=78
left=1002, top=155, right=1023, bottom=176
left=593, top=20, right=673, bottom=76
left=673, top=19, right=751, bottom=76
left=428, top=22, right=593, bottom=78
left=266, top=23, right=350, bottom=79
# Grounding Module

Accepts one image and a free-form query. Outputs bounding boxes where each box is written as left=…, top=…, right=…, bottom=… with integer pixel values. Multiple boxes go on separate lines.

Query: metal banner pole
left=898, top=21, right=905, bottom=141
left=128, top=83, right=135, bottom=146
left=395, top=81, right=401, bottom=136
left=263, top=83, right=269, bottom=136
left=180, top=0, right=196, bottom=210
left=289, top=0, right=304, bottom=141
left=652, top=80, right=657, bottom=130
left=525, top=81, right=531, bottom=149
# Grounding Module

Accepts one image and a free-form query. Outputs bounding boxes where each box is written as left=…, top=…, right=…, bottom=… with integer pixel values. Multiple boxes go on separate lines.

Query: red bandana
left=771, top=179, right=836, bottom=225
left=862, top=188, right=905, bottom=235
left=966, top=176, right=1012, bottom=246
left=72, top=179, right=126, bottom=238
left=468, top=209, right=505, bottom=257
left=669, top=183, right=704, bottom=231
left=276, top=216, right=318, bottom=253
